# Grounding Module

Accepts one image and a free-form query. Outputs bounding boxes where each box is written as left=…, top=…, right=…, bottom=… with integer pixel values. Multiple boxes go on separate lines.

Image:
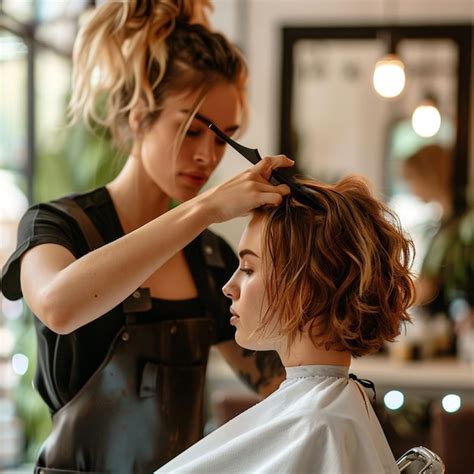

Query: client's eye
left=239, top=268, right=253, bottom=276
left=186, top=129, right=201, bottom=137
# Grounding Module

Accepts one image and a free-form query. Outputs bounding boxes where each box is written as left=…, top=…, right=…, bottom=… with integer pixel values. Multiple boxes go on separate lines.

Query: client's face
left=222, top=214, right=278, bottom=351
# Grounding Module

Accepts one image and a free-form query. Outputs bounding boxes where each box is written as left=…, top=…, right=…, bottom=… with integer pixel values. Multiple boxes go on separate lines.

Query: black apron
left=34, top=199, right=227, bottom=473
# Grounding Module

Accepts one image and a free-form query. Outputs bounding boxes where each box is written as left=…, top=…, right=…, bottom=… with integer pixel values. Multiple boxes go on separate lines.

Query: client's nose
left=222, top=275, right=239, bottom=300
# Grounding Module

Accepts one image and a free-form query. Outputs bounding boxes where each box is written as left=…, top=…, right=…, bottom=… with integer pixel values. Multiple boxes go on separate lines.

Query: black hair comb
left=195, top=114, right=324, bottom=211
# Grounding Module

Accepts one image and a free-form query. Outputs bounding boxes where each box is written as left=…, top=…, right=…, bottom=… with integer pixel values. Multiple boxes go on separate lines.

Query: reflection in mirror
left=386, top=40, right=457, bottom=274
left=293, top=38, right=390, bottom=185
left=291, top=37, right=457, bottom=274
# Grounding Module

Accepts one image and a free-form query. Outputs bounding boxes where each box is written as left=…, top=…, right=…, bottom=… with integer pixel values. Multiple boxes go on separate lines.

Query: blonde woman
left=1, top=1, right=291, bottom=472
left=158, top=176, right=415, bottom=473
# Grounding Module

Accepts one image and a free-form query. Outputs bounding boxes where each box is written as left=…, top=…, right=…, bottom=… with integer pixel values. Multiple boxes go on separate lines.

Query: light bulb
left=412, top=102, right=441, bottom=137
left=384, top=390, right=405, bottom=410
left=11, top=353, right=29, bottom=376
left=373, top=54, right=406, bottom=98
left=441, top=394, right=461, bottom=413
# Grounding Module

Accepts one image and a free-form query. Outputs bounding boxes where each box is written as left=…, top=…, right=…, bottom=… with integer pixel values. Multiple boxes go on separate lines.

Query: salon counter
left=350, top=355, right=474, bottom=400
left=207, top=348, right=474, bottom=401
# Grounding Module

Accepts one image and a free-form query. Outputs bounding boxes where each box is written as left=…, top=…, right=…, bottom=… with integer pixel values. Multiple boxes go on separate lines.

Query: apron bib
left=36, top=300, right=216, bottom=473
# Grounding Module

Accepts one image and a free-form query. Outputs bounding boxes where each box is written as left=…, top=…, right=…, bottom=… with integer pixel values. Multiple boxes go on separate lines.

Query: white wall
left=209, top=0, right=474, bottom=249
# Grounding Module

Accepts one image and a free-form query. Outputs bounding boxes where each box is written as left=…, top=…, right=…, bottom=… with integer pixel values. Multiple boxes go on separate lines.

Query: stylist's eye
left=186, top=129, right=201, bottom=137
left=239, top=268, right=253, bottom=276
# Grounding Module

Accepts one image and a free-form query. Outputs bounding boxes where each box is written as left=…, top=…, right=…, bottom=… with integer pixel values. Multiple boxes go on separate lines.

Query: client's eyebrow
left=239, top=249, right=260, bottom=259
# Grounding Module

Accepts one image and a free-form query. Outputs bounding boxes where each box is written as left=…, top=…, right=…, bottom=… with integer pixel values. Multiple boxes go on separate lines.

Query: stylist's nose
left=194, top=134, right=217, bottom=166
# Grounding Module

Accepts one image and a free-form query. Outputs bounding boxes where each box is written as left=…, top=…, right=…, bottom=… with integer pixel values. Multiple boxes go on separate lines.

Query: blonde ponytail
left=68, top=0, right=225, bottom=151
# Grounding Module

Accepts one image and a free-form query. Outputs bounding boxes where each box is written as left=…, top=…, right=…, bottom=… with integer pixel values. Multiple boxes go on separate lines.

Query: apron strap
left=47, top=198, right=105, bottom=250
left=39, top=198, right=106, bottom=411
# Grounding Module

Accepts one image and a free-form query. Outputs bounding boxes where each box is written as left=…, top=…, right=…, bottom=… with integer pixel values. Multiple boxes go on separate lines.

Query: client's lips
left=229, top=308, right=240, bottom=325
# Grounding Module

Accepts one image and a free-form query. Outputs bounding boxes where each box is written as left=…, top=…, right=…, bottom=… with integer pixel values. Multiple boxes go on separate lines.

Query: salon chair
left=396, top=446, right=445, bottom=473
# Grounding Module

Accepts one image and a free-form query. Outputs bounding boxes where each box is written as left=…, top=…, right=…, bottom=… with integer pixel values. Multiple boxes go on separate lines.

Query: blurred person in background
left=0, top=0, right=290, bottom=472
left=157, top=175, right=415, bottom=474
left=401, top=144, right=474, bottom=355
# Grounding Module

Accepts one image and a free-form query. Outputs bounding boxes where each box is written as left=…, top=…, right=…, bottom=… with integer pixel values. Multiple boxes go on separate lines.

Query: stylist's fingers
left=256, top=189, right=288, bottom=207
left=255, top=155, right=294, bottom=181
left=201, top=155, right=294, bottom=223
left=274, top=183, right=291, bottom=196
left=244, top=180, right=291, bottom=204
left=256, top=182, right=291, bottom=198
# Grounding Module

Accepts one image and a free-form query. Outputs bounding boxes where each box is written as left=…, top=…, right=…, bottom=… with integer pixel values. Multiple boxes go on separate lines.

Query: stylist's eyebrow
left=180, top=110, right=239, bottom=133
left=239, top=249, right=260, bottom=259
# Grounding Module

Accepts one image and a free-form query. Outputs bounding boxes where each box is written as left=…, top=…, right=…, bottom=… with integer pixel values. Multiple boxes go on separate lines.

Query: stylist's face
left=139, top=82, right=241, bottom=201
left=222, top=215, right=280, bottom=351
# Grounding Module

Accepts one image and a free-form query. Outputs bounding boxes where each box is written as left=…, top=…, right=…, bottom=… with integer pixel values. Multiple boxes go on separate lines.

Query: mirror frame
left=279, top=24, right=472, bottom=212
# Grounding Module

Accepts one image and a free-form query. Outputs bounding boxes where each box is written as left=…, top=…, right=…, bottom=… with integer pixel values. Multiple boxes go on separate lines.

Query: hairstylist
left=1, top=1, right=290, bottom=472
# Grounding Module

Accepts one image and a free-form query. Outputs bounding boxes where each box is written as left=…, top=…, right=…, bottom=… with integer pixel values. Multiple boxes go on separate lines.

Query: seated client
left=157, top=175, right=415, bottom=473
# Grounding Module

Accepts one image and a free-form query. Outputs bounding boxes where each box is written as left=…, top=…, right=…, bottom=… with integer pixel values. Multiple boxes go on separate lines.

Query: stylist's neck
left=107, top=154, right=171, bottom=233
left=278, top=333, right=350, bottom=368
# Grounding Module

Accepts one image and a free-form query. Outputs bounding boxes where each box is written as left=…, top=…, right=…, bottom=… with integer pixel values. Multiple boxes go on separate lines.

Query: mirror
left=290, top=38, right=456, bottom=191
left=280, top=25, right=472, bottom=207
left=279, top=25, right=472, bottom=274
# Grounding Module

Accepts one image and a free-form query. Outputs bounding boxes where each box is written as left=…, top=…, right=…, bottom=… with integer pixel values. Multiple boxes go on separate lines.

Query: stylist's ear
left=128, top=100, right=147, bottom=138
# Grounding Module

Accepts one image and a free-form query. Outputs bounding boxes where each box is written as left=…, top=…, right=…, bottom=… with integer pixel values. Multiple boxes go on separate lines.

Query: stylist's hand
left=202, top=155, right=294, bottom=223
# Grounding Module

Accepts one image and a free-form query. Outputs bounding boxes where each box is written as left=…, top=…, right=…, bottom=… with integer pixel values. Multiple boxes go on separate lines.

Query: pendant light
left=412, top=93, right=441, bottom=138
left=373, top=31, right=406, bottom=99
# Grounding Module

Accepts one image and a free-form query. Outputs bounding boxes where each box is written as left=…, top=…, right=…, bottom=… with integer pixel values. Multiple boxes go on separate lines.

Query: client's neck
left=278, top=332, right=351, bottom=368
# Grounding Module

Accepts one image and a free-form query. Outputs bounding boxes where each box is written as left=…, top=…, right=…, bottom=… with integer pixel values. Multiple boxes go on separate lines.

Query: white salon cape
left=156, top=365, right=399, bottom=473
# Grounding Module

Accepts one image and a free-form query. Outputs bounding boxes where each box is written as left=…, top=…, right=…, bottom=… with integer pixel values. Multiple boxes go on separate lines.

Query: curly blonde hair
left=255, top=175, right=416, bottom=357
left=68, top=0, right=247, bottom=150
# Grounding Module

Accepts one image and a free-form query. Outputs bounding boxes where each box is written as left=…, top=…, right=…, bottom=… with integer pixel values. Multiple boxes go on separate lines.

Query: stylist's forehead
left=238, top=214, right=264, bottom=260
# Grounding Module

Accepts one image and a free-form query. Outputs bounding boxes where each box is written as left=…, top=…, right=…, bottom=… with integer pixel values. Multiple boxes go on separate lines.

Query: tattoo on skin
left=238, top=349, right=285, bottom=393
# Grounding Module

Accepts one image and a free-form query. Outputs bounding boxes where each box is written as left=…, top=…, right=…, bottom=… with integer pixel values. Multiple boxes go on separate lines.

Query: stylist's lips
left=180, top=171, right=208, bottom=187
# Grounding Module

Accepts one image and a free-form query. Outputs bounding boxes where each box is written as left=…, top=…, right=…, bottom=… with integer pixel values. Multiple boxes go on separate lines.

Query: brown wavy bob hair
left=254, top=175, right=416, bottom=357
